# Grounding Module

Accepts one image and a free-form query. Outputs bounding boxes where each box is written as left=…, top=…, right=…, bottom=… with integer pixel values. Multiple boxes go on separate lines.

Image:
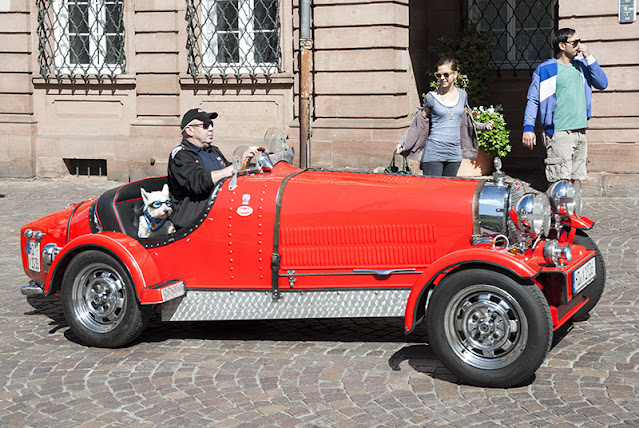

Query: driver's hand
left=243, top=146, right=260, bottom=160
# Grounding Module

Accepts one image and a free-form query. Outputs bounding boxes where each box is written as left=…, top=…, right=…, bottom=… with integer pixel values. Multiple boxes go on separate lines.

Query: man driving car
left=168, top=108, right=258, bottom=230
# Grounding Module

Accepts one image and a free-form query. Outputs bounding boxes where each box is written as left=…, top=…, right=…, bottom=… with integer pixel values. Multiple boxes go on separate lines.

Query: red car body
left=20, top=159, right=604, bottom=387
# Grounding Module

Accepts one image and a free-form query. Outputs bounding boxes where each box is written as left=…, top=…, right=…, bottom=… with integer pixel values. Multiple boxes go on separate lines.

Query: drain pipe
left=299, top=0, right=312, bottom=168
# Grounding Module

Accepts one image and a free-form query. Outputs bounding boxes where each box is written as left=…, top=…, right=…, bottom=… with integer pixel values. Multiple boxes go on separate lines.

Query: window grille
left=37, top=0, right=125, bottom=82
left=64, top=158, right=107, bottom=177
left=468, top=0, right=556, bottom=70
left=186, top=0, right=281, bottom=82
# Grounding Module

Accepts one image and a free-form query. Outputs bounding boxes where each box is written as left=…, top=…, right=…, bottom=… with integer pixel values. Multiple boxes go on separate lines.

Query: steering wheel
left=241, top=147, right=266, bottom=170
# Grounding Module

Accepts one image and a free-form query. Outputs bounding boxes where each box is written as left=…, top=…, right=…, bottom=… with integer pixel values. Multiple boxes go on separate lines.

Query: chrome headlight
left=547, top=180, right=582, bottom=218
left=42, top=243, right=62, bottom=273
left=513, top=193, right=551, bottom=237
left=476, top=180, right=525, bottom=239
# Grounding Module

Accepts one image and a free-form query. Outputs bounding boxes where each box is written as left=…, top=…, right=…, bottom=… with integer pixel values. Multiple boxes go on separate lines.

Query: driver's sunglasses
left=150, top=200, right=172, bottom=208
left=565, top=39, right=581, bottom=47
left=434, top=72, right=452, bottom=79
left=191, top=121, right=213, bottom=130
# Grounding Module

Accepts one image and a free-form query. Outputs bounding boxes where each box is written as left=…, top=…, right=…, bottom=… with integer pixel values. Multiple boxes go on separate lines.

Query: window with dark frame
left=468, top=0, right=556, bottom=70
left=37, top=0, right=125, bottom=81
left=186, top=0, right=281, bottom=82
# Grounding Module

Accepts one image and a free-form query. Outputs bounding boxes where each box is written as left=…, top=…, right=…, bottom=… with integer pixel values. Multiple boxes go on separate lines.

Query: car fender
left=404, top=247, right=541, bottom=333
left=47, top=232, right=161, bottom=301
left=563, top=215, right=594, bottom=230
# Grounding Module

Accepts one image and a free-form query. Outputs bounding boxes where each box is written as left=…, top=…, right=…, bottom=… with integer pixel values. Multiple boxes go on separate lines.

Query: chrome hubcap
left=444, top=285, right=528, bottom=370
left=72, top=263, right=126, bottom=333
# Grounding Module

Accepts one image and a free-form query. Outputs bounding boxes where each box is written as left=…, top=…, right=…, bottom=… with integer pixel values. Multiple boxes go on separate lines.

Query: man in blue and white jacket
left=522, top=28, right=608, bottom=183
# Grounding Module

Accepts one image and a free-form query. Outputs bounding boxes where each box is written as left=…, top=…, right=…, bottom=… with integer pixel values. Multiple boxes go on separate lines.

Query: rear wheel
left=426, top=269, right=552, bottom=388
left=62, top=250, right=150, bottom=348
left=571, top=231, right=606, bottom=320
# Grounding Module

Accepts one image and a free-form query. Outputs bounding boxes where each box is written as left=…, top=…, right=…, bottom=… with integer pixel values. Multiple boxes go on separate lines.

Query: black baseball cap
left=181, top=108, right=218, bottom=130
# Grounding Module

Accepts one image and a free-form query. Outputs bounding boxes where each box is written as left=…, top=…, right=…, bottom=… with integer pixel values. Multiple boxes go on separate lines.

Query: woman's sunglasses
left=149, top=200, right=173, bottom=208
left=434, top=72, right=453, bottom=79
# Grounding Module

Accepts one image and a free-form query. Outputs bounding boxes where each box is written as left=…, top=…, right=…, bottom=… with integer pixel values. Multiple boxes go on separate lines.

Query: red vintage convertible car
left=20, top=139, right=604, bottom=388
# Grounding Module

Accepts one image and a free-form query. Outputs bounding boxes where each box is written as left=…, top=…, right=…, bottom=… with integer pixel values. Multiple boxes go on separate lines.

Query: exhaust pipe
left=21, top=280, right=45, bottom=296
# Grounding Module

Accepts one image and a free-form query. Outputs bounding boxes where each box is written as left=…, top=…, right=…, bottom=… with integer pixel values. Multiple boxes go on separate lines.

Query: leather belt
left=565, top=128, right=586, bottom=134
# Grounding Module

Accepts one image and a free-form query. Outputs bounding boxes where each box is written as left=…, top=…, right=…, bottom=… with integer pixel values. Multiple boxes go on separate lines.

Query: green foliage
left=471, top=105, right=511, bottom=158
left=428, top=24, right=496, bottom=107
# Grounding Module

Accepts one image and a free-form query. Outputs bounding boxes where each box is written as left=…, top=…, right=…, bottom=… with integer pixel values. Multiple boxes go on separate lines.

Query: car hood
left=278, top=170, right=481, bottom=270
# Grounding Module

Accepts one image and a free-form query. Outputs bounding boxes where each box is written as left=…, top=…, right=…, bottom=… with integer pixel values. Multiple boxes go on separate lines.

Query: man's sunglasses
left=190, top=121, right=213, bottom=129
left=565, top=39, right=581, bottom=47
left=434, top=72, right=453, bottom=79
left=149, top=200, right=172, bottom=208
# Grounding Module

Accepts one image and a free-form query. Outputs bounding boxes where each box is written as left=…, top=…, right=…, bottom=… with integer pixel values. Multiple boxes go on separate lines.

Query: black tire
left=62, top=250, right=151, bottom=348
left=426, top=269, right=553, bottom=388
left=571, top=231, right=606, bottom=320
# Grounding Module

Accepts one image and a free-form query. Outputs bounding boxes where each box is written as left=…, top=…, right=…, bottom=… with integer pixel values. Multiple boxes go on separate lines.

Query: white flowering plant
left=471, top=105, right=511, bottom=159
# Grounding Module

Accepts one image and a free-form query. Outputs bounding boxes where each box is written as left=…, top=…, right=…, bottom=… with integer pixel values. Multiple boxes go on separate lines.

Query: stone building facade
left=0, top=0, right=637, bottom=196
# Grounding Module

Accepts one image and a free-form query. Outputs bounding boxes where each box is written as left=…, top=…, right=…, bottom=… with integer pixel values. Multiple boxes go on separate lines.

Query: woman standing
left=398, top=57, right=493, bottom=177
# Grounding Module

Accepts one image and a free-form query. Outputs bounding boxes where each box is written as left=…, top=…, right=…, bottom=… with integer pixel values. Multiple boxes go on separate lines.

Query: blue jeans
left=420, top=161, right=461, bottom=177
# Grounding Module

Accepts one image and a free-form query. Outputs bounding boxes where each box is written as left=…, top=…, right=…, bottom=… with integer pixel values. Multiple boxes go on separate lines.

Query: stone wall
left=0, top=0, right=637, bottom=196
left=0, top=0, right=35, bottom=178
left=559, top=0, right=639, bottom=196
left=305, top=0, right=412, bottom=170
left=1, top=0, right=296, bottom=181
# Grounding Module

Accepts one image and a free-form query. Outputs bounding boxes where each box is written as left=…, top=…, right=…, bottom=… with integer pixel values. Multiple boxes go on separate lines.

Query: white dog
left=138, top=184, right=176, bottom=238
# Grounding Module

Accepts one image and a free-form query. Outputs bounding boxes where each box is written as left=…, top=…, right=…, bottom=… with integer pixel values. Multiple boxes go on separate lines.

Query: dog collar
left=143, top=208, right=168, bottom=232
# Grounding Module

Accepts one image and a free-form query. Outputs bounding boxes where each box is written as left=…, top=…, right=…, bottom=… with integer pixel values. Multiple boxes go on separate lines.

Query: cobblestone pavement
left=0, top=177, right=638, bottom=427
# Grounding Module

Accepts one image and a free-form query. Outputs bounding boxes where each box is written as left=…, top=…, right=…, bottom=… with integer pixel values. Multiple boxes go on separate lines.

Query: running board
left=140, top=279, right=186, bottom=304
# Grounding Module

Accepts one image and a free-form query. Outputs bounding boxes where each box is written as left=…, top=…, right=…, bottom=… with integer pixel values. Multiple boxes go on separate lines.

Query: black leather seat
left=90, top=176, right=168, bottom=238
left=89, top=175, right=227, bottom=247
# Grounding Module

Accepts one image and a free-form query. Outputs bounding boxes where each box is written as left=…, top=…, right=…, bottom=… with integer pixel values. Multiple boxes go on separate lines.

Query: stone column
left=305, top=0, right=411, bottom=170
left=129, top=0, right=181, bottom=181
left=0, top=0, right=35, bottom=177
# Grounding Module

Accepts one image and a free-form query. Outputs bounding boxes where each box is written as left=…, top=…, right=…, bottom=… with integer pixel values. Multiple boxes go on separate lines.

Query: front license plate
left=572, top=256, right=596, bottom=295
left=28, top=241, right=40, bottom=272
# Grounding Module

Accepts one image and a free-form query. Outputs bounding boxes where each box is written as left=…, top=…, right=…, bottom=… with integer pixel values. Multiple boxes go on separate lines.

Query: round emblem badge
left=236, top=206, right=253, bottom=217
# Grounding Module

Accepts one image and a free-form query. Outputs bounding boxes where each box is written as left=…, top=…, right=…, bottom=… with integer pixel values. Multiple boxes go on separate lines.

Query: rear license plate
left=28, top=240, right=40, bottom=272
left=572, top=256, right=596, bottom=295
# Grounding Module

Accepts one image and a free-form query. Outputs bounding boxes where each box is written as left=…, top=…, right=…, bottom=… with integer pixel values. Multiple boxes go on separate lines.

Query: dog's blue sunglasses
left=149, top=200, right=172, bottom=208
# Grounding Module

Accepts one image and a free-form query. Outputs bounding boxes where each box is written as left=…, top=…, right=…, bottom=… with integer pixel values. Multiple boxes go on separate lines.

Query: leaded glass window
left=468, top=0, right=556, bottom=70
left=37, top=0, right=125, bottom=81
left=186, top=0, right=280, bottom=82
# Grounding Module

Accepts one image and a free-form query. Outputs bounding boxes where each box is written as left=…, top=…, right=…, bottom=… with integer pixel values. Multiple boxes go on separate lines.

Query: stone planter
left=457, top=149, right=493, bottom=177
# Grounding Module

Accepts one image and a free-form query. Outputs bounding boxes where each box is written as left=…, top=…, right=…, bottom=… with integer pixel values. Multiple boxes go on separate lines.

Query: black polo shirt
left=183, top=140, right=228, bottom=171
left=167, top=138, right=230, bottom=229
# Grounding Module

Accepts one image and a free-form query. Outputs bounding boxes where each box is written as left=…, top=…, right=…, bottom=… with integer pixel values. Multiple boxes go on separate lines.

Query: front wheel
left=62, top=250, right=151, bottom=347
left=426, top=269, right=553, bottom=388
left=571, top=231, right=606, bottom=320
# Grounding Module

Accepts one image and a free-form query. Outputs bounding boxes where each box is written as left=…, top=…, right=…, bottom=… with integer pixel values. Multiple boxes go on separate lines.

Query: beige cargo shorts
left=542, top=129, right=588, bottom=182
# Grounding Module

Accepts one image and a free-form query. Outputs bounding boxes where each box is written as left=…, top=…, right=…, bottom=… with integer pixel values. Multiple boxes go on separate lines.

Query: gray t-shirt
left=421, top=89, right=467, bottom=162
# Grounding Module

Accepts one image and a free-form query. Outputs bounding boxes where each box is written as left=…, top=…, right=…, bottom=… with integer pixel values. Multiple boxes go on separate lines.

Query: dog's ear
left=141, top=188, right=149, bottom=205
left=162, top=183, right=169, bottom=195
